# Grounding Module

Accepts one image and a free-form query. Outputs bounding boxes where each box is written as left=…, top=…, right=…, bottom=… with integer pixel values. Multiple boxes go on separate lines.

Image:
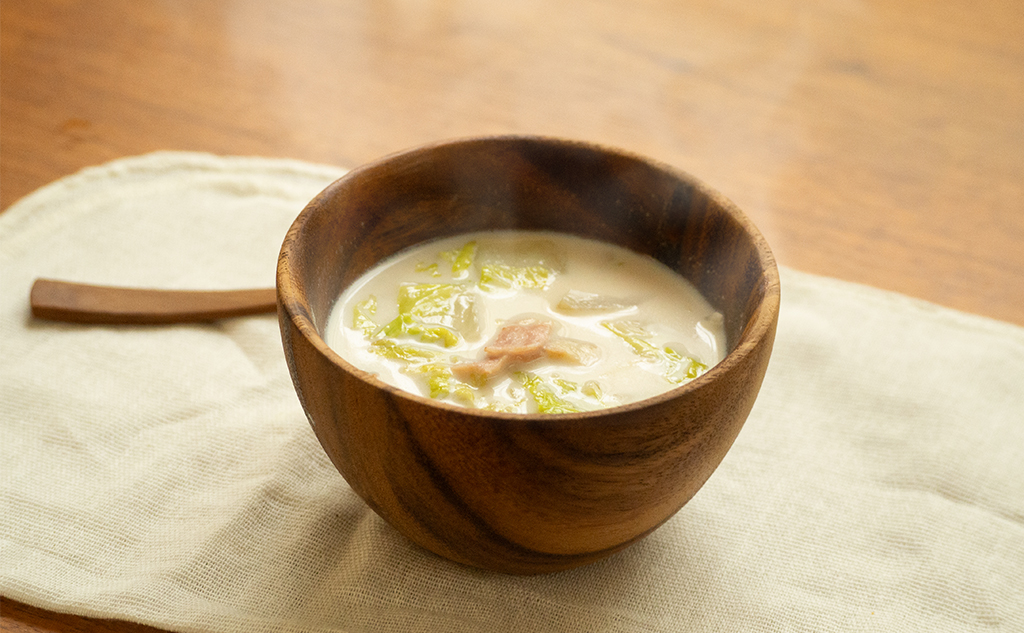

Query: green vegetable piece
left=403, top=362, right=476, bottom=405
left=581, top=380, right=603, bottom=400
left=406, top=363, right=455, bottom=399
left=664, top=345, right=708, bottom=381
left=451, top=383, right=476, bottom=405
left=441, top=241, right=477, bottom=276
left=352, top=295, right=378, bottom=338
left=600, top=321, right=661, bottom=358
left=552, top=377, right=579, bottom=394
left=515, top=372, right=582, bottom=414
left=382, top=282, right=480, bottom=345
left=379, top=314, right=461, bottom=348
left=602, top=321, right=707, bottom=384
left=478, top=264, right=553, bottom=292
left=484, top=401, right=522, bottom=413
left=556, top=290, right=634, bottom=314
left=369, top=339, right=441, bottom=363
left=415, top=262, right=441, bottom=277
left=398, top=283, right=457, bottom=319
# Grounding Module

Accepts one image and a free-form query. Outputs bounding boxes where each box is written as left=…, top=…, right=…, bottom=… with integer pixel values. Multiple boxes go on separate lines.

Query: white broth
left=325, top=231, right=725, bottom=413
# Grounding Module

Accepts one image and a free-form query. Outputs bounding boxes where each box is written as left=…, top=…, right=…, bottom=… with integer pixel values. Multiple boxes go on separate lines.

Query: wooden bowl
left=277, top=136, right=780, bottom=574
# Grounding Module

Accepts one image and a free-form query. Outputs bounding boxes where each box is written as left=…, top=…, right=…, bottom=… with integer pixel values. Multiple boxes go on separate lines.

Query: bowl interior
left=285, top=136, right=776, bottom=371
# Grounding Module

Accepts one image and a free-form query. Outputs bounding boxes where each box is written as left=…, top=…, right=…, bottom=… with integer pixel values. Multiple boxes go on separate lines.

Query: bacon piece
left=451, top=319, right=553, bottom=384
left=451, top=318, right=600, bottom=387
left=483, top=319, right=553, bottom=363
left=451, top=356, right=509, bottom=386
left=543, top=338, right=600, bottom=366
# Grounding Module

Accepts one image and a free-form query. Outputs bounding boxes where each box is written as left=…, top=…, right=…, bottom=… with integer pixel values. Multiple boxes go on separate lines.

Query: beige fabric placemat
left=1, top=152, right=1022, bottom=632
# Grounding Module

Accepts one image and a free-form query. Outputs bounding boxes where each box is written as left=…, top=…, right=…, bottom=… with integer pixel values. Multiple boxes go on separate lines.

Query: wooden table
left=2, top=0, right=1021, bottom=630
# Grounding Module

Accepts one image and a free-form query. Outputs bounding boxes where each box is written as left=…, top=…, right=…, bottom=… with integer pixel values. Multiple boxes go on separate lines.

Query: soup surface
left=325, top=231, right=725, bottom=413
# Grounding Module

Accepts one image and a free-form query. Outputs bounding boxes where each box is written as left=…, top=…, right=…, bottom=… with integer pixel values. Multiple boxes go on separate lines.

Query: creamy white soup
left=325, top=231, right=726, bottom=413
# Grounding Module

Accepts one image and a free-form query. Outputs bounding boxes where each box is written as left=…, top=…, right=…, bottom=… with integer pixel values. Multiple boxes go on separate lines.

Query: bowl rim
left=277, top=134, right=781, bottom=422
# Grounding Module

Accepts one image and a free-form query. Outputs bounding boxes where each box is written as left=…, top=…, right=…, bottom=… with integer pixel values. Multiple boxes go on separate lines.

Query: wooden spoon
left=30, top=278, right=277, bottom=324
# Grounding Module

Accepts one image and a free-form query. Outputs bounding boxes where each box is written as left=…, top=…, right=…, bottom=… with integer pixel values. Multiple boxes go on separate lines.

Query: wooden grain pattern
left=2, top=0, right=1022, bottom=328
left=277, top=136, right=780, bottom=573
left=1, top=0, right=1021, bottom=628
left=29, top=279, right=277, bottom=324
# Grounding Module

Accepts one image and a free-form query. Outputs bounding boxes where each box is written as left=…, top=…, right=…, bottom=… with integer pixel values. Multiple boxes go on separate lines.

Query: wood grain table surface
left=1, top=0, right=1021, bottom=631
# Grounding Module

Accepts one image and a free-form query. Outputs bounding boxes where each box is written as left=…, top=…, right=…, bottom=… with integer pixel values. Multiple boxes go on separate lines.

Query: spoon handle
left=30, top=278, right=278, bottom=324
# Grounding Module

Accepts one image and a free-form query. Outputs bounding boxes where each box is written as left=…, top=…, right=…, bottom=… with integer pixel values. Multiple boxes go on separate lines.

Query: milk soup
left=325, top=231, right=726, bottom=414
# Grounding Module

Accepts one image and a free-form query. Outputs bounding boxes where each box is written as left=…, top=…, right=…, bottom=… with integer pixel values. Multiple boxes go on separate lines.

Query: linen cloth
left=1, top=152, right=1021, bottom=633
